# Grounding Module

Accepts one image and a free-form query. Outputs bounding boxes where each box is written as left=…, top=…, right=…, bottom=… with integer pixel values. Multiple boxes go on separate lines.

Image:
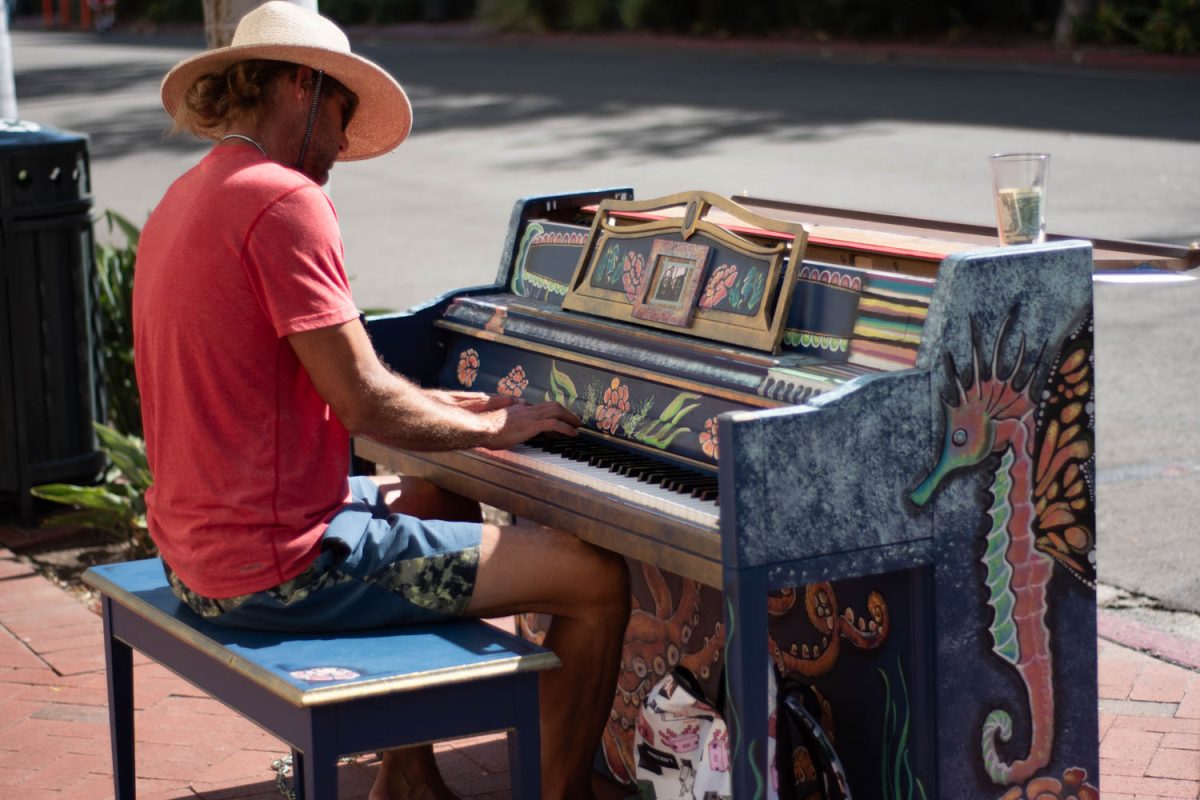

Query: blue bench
left=83, top=558, right=559, bottom=799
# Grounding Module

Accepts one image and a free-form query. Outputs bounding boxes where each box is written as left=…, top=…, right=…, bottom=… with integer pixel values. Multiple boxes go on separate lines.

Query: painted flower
left=621, top=252, right=646, bottom=302
left=596, top=377, right=630, bottom=433
left=456, top=348, right=480, bottom=387
left=699, top=264, right=738, bottom=308
left=699, top=416, right=719, bottom=460
left=497, top=365, right=529, bottom=397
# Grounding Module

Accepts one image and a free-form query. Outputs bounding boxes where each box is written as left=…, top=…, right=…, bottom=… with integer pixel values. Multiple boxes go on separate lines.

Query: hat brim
left=161, top=43, right=411, bottom=162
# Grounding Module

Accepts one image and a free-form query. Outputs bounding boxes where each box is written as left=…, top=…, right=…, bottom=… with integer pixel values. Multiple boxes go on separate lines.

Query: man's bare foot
left=367, top=746, right=461, bottom=800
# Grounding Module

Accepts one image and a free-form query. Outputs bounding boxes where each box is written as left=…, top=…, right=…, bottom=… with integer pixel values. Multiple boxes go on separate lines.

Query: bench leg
left=297, top=753, right=338, bottom=799
left=102, top=597, right=136, bottom=799
left=507, top=673, right=542, bottom=800
left=291, top=748, right=306, bottom=800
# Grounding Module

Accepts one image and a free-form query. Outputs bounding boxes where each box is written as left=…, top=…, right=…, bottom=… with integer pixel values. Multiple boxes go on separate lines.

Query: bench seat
left=84, top=558, right=559, bottom=799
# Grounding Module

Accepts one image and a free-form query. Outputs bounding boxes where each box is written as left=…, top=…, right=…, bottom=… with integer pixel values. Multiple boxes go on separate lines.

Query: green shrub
left=1074, top=0, right=1200, bottom=53
left=31, top=423, right=155, bottom=558
left=1139, top=0, right=1200, bottom=52
left=94, top=210, right=142, bottom=440
left=565, top=0, right=617, bottom=31
left=475, top=0, right=548, bottom=32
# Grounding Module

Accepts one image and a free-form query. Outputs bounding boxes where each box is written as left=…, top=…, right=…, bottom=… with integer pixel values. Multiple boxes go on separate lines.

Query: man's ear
left=291, top=66, right=315, bottom=101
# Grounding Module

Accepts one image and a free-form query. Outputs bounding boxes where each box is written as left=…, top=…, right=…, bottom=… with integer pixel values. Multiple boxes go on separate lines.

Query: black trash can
left=0, top=120, right=105, bottom=520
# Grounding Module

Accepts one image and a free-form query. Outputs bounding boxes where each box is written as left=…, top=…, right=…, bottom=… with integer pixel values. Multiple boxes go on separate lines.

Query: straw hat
left=161, top=1, right=411, bottom=161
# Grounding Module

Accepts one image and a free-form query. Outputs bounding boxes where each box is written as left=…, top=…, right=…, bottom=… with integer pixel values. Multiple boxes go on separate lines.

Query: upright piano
left=354, top=188, right=1196, bottom=799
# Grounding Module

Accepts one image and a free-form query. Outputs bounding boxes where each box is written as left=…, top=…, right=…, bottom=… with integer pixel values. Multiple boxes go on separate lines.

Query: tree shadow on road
left=13, top=34, right=1199, bottom=164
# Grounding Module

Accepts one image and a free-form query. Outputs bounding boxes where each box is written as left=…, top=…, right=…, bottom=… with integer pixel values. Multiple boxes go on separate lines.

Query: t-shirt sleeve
left=241, top=184, right=360, bottom=338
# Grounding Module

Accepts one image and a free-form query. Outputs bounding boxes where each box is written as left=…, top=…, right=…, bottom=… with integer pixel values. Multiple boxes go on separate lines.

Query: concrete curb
left=1099, top=608, right=1200, bottom=673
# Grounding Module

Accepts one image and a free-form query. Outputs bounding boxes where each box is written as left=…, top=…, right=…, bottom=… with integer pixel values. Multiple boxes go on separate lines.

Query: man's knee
left=374, top=475, right=481, bottom=522
left=580, top=543, right=631, bottom=622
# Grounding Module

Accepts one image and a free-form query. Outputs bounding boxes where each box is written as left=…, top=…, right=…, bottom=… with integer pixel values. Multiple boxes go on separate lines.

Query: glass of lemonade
left=989, top=153, right=1049, bottom=245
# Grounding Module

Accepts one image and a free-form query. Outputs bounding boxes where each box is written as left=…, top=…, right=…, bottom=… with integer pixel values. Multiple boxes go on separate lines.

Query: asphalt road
left=8, top=23, right=1200, bottom=628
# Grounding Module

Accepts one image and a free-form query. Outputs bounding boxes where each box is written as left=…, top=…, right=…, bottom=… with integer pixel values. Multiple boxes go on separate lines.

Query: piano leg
left=724, top=564, right=771, bottom=800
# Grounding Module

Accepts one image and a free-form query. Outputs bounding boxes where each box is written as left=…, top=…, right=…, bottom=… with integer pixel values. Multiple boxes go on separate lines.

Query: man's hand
left=428, top=390, right=516, bottom=413
left=426, top=389, right=580, bottom=449
left=480, top=400, right=581, bottom=450
left=289, top=319, right=581, bottom=452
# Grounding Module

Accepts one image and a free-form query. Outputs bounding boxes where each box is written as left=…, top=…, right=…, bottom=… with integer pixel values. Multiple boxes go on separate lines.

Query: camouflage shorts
left=163, top=477, right=482, bottom=631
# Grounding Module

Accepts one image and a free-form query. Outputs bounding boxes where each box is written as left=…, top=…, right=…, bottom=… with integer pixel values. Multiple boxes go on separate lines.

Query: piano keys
left=355, top=188, right=1195, bottom=799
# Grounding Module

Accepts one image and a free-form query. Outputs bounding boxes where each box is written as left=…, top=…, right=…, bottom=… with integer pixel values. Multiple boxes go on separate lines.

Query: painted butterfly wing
left=1031, top=312, right=1097, bottom=587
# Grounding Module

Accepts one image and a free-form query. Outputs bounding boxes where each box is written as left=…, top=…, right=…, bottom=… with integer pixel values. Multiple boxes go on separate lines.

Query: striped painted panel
left=848, top=271, right=936, bottom=370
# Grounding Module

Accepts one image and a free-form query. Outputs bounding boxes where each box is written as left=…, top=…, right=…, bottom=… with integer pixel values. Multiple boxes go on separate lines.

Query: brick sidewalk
left=1, top=545, right=1197, bottom=799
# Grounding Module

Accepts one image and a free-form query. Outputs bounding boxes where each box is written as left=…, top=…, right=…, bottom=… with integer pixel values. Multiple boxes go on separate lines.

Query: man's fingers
left=488, top=395, right=519, bottom=410
left=542, top=419, right=579, bottom=437
left=535, top=401, right=581, bottom=428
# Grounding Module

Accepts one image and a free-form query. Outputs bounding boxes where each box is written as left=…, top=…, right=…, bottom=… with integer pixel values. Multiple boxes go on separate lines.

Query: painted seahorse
left=909, top=318, right=1056, bottom=786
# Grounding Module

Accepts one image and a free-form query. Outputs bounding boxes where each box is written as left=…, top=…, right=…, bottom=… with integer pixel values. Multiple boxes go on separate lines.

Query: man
left=133, top=3, right=630, bottom=799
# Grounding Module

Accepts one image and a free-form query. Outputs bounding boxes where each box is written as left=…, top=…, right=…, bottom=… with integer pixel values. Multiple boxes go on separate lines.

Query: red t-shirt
left=134, top=146, right=359, bottom=598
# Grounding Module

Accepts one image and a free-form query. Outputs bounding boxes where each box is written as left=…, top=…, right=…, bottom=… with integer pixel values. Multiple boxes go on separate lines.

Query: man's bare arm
left=288, top=319, right=579, bottom=451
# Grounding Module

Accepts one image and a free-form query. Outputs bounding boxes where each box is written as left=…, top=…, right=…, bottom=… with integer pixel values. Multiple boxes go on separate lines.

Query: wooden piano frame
left=355, top=188, right=1192, bottom=798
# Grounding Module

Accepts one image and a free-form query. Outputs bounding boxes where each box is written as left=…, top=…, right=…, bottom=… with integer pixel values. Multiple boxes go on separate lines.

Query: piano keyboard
left=480, top=435, right=720, bottom=528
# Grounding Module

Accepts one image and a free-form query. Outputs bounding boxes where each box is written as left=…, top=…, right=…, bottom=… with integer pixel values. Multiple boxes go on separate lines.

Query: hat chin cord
left=294, top=69, right=325, bottom=171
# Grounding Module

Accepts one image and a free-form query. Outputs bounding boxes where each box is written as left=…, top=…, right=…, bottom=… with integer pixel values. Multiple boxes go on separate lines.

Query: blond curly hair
left=171, top=59, right=297, bottom=136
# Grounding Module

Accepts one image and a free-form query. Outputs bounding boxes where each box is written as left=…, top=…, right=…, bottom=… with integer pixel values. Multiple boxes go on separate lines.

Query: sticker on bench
left=289, top=667, right=361, bottom=682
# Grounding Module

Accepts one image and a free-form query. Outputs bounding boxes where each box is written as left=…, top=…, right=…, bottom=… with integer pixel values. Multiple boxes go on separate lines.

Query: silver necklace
left=219, top=133, right=267, bottom=156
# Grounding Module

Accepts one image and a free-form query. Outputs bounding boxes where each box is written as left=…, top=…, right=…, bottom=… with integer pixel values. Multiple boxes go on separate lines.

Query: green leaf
left=31, top=483, right=133, bottom=514
left=745, top=270, right=765, bottom=309
left=657, top=392, right=702, bottom=422
left=105, top=209, right=141, bottom=248
left=38, top=508, right=128, bottom=534
left=667, top=402, right=700, bottom=426
left=640, top=427, right=690, bottom=449
left=93, top=423, right=153, bottom=490
left=548, top=362, right=579, bottom=406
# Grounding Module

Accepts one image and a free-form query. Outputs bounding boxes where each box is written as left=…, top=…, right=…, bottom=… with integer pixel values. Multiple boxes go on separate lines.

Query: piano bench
left=82, top=558, right=560, bottom=800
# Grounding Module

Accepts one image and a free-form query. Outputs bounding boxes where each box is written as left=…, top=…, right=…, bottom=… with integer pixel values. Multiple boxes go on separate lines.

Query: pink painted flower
left=621, top=252, right=646, bottom=302
left=596, top=377, right=630, bottom=433
left=699, top=264, right=738, bottom=308
left=497, top=365, right=529, bottom=397
left=699, top=416, right=719, bottom=460
left=456, top=349, right=479, bottom=387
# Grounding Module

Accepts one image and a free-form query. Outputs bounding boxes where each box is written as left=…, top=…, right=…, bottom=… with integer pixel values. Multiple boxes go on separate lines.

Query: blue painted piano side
left=720, top=240, right=1097, bottom=798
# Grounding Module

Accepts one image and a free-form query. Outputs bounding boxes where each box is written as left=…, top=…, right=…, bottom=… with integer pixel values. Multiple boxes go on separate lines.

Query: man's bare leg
left=363, top=476, right=630, bottom=800
left=368, top=475, right=478, bottom=800
left=369, top=747, right=458, bottom=800
left=467, top=523, right=630, bottom=800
